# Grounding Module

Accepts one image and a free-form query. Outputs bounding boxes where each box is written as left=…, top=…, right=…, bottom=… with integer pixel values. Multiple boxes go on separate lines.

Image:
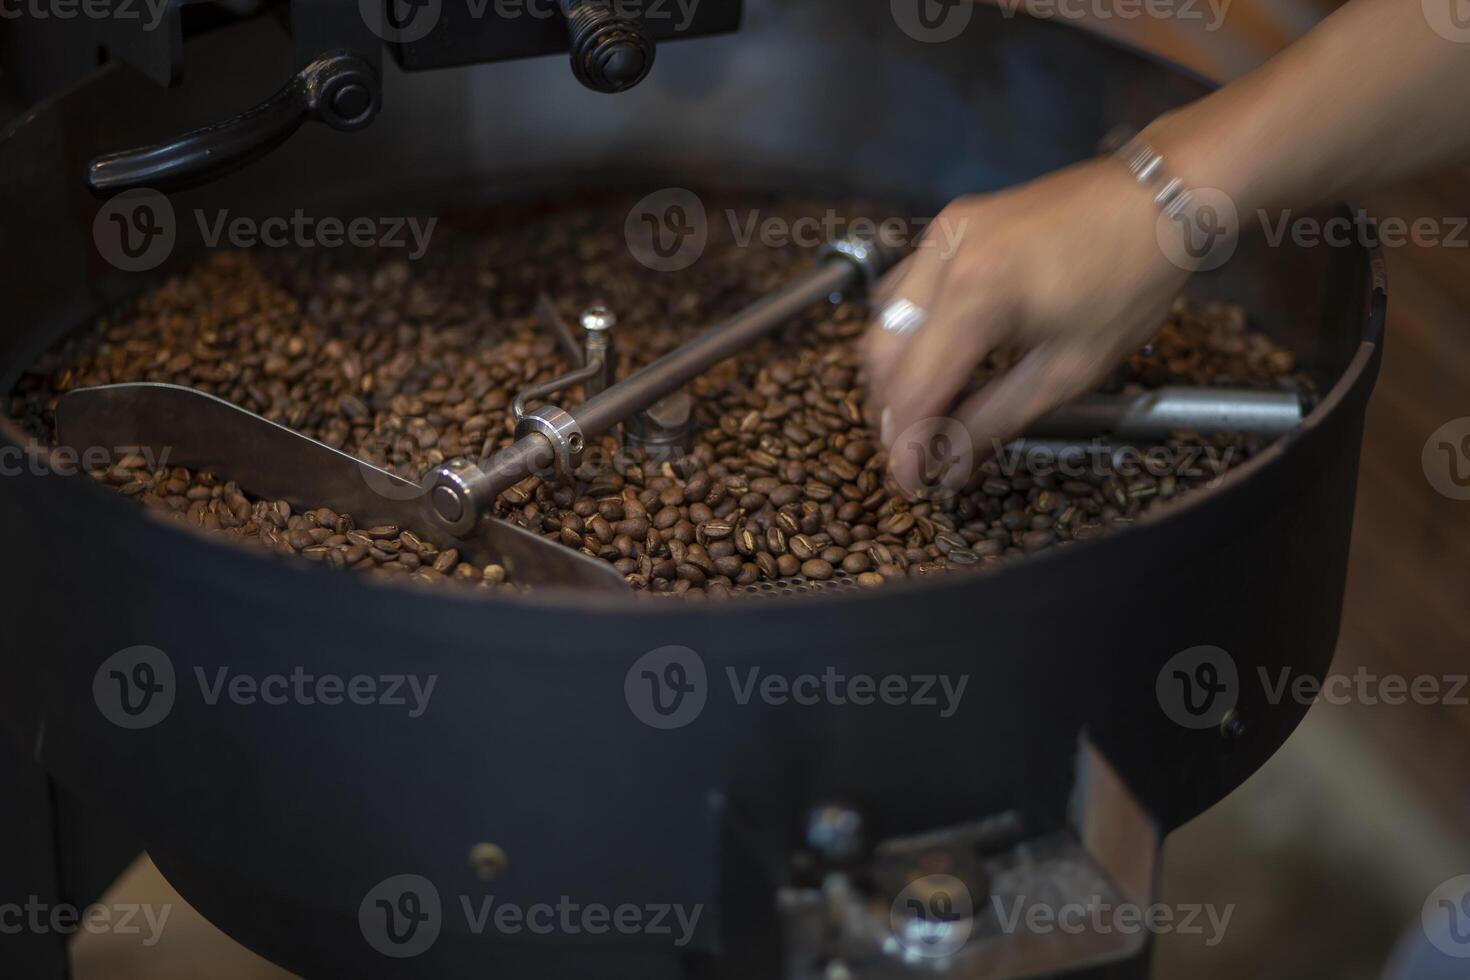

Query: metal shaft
left=575, top=259, right=857, bottom=436
left=463, top=257, right=861, bottom=512
left=1027, top=387, right=1302, bottom=440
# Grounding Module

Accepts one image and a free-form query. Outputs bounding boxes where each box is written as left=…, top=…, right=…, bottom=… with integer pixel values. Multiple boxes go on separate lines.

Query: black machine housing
left=0, top=2, right=1382, bottom=977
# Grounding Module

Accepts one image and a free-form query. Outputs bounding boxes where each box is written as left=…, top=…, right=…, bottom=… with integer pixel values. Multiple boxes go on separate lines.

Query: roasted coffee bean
left=934, top=531, right=967, bottom=555
left=800, top=558, right=834, bottom=581
left=879, top=512, right=915, bottom=536
left=24, top=194, right=1293, bottom=598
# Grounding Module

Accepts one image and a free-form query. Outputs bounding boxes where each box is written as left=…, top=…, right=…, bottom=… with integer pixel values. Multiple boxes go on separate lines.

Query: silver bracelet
left=1115, top=136, right=1195, bottom=219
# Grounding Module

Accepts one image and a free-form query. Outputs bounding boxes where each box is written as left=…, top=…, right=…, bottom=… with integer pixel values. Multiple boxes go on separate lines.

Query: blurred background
left=9, top=0, right=1468, bottom=976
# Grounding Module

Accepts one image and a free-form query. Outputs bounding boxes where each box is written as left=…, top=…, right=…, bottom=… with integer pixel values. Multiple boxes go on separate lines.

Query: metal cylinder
left=1028, top=387, right=1303, bottom=440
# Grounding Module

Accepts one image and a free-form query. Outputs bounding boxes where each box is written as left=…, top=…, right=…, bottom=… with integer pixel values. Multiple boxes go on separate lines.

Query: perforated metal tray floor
left=736, top=569, right=864, bottom=599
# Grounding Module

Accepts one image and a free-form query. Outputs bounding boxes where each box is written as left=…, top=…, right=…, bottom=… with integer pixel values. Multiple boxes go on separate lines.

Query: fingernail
left=880, top=407, right=893, bottom=446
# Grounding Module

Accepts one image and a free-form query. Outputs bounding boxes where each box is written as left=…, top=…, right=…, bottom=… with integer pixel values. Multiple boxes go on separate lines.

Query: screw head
left=580, top=305, right=616, bottom=333
left=432, top=483, right=465, bottom=523
left=330, top=82, right=373, bottom=122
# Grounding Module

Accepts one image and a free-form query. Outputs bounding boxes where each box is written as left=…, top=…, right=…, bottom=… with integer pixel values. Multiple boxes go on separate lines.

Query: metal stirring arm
left=53, top=383, right=628, bottom=592
left=424, top=233, right=897, bottom=537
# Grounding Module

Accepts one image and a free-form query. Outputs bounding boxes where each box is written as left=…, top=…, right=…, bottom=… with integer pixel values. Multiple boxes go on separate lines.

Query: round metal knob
left=561, top=0, right=656, bottom=93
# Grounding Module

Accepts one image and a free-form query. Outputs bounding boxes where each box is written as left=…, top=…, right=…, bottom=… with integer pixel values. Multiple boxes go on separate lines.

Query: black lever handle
left=87, top=53, right=380, bottom=196
left=560, top=0, right=656, bottom=93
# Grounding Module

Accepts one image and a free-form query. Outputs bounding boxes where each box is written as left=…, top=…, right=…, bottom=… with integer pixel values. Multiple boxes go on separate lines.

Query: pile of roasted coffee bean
left=85, top=453, right=512, bottom=591
left=9, top=193, right=1310, bottom=598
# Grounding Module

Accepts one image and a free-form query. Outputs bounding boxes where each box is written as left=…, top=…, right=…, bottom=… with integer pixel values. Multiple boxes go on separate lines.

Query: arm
left=866, top=0, right=1470, bottom=494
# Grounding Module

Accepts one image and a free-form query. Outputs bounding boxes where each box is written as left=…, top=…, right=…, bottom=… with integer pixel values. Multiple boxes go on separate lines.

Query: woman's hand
left=863, top=0, right=1470, bottom=496
left=864, top=157, right=1190, bottom=494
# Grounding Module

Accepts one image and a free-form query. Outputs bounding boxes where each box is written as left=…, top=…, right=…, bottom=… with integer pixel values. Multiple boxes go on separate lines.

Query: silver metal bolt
left=580, top=305, right=616, bottom=334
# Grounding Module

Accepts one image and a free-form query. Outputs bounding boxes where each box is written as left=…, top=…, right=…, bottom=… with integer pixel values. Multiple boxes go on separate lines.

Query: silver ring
left=877, top=298, right=927, bottom=339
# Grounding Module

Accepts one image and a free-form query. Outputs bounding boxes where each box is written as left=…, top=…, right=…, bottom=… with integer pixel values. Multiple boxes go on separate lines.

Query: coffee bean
left=28, top=193, right=1289, bottom=598
left=701, top=520, right=733, bottom=541
left=800, top=558, right=834, bottom=581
